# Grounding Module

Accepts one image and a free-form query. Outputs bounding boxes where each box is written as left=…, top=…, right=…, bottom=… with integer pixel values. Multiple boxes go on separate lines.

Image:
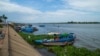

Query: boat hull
left=42, top=41, right=74, bottom=46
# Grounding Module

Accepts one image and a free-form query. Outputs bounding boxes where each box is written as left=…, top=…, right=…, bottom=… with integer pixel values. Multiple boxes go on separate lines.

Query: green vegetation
left=0, top=25, right=3, bottom=28
left=67, top=21, right=100, bottom=24
left=47, top=46, right=100, bottom=56
left=40, top=21, right=100, bottom=24
left=18, top=32, right=54, bottom=44
left=0, top=14, right=8, bottom=23
left=18, top=32, right=100, bottom=56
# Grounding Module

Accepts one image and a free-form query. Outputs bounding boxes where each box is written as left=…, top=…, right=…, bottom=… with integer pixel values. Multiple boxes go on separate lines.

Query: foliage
left=0, top=14, right=7, bottom=22
left=2, top=14, right=7, bottom=20
left=0, top=25, right=3, bottom=28
left=0, top=19, right=3, bottom=22
left=47, top=46, right=100, bottom=56
left=18, top=32, right=54, bottom=44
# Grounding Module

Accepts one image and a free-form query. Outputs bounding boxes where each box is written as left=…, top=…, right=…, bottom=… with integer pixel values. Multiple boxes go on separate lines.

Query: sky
left=0, top=0, right=100, bottom=23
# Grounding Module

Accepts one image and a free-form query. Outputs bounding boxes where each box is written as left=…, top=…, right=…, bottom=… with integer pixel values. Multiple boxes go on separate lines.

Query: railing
left=0, top=25, right=9, bottom=56
left=8, top=25, right=11, bottom=56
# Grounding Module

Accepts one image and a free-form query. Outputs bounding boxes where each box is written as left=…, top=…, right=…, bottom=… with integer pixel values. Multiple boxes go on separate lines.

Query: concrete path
left=0, top=27, right=9, bottom=56
left=0, top=26, right=42, bottom=56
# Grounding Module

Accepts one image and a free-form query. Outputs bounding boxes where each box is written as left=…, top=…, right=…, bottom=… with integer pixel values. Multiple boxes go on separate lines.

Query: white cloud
left=0, top=0, right=43, bottom=22
left=43, top=0, right=54, bottom=2
left=0, top=0, right=10, bottom=2
left=0, top=1, right=42, bottom=14
left=63, top=0, right=100, bottom=12
left=0, top=0, right=100, bottom=23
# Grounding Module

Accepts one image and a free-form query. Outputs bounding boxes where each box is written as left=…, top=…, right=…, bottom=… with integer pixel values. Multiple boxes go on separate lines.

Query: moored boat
left=39, top=25, right=45, bottom=27
left=35, top=33, right=76, bottom=46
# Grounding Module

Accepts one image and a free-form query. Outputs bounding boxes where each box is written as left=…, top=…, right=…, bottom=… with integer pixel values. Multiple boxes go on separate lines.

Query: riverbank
left=18, top=32, right=100, bottom=56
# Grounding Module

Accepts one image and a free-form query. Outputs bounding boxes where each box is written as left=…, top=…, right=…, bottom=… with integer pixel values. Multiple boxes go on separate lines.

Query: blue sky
left=0, top=0, right=100, bottom=23
left=11, top=0, right=66, bottom=11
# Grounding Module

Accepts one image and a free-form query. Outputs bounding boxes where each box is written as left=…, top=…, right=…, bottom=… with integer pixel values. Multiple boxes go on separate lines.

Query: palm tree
left=0, top=14, right=8, bottom=25
left=2, top=14, right=7, bottom=23
left=0, top=16, right=3, bottom=22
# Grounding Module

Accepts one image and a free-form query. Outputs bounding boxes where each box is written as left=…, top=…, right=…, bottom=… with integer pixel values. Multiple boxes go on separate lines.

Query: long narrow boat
left=35, top=33, right=76, bottom=46
left=39, top=25, right=45, bottom=27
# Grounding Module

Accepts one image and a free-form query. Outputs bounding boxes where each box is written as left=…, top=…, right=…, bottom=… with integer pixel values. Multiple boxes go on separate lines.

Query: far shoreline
left=13, top=22, right=100, bottom=25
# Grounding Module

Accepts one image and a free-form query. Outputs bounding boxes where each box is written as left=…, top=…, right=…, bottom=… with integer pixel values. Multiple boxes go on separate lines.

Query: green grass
left=18, top=32, right=54, bottom=45
left=47, top=46, right=100, bottom=56
left=18, top=32, right=100, bottom=56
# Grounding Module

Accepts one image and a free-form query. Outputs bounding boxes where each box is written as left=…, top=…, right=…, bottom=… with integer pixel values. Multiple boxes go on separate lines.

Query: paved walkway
left=0, top=26, right=42, bottom=56
left=0, top=27, right=8, bottom=56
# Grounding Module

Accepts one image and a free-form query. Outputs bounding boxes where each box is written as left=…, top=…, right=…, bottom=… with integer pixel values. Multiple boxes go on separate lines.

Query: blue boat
left=39, top=25, right=45, bottom=27
left=21, top=25, right=38, bottom=33
left=35, top=33, right=76, bottom=45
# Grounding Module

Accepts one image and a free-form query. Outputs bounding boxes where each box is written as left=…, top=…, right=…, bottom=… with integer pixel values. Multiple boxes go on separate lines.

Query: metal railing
left=8, top=24, right=11, bottom=56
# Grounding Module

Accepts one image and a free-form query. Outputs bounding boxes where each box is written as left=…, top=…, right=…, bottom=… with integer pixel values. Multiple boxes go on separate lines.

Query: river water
left=33, top=24, right=100, bottom=50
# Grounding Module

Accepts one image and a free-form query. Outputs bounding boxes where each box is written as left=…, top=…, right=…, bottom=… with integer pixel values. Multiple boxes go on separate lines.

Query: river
left=33, top=24, right=100, bottom=50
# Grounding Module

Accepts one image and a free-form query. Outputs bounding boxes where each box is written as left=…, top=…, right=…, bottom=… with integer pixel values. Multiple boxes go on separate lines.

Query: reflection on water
left=33, top=24, right=100, bottom=50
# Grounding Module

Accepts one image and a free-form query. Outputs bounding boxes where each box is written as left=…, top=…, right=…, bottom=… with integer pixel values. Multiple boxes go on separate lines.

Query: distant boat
left=39, top=25, right=45, bottom=27
left=35, top=33, right=76, bottom=46
left=21, top=25, right=38, bottom=33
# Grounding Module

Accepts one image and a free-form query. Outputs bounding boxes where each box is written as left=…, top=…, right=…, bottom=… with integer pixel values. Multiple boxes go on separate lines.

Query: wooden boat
left=39, top=25, right=45, bottom=27
left=35, top=33, right=76, bottom=46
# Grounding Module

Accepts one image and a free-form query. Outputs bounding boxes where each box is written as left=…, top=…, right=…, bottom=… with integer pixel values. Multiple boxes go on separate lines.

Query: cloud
left=0, top=0, right=10, bottom=2
left=0, top=0, right=100, bottom=23
left=0, top=1, right=42, bottom=14
left=0, top=0, right=42, bottom=23
left=63, top=0, right=100, bottom=12
left=43, top=0, right=54, bottom=2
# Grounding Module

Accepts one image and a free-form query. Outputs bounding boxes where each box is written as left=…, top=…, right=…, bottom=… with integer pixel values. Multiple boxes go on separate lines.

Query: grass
left=47, top=46, right=100, bottom=56
left=18, top=32, right=100, bottom=56
left=18, top=32, right=54, bottom=45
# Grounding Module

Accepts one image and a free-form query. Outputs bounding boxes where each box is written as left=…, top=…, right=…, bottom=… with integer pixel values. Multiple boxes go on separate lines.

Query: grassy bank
left=18, top=32, right=100, bottom=56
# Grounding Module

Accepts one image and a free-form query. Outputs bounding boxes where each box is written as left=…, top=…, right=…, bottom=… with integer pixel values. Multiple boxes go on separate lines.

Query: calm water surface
left=33, top=24, right=100, bottom=50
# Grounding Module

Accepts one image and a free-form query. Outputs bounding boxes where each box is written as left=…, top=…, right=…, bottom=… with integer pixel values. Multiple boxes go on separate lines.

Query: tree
left=0, top=14, right=8, bottom=26
left=0, top=16, right=3, bottom=22
left=2, top=14, right=7, bottom=23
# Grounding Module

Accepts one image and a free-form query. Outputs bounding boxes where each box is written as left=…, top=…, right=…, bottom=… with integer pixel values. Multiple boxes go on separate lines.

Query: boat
left=39, top=25, right=45, bottom=27
left=35, top=33, right=76, bottom=45
left=21, top=27, right=33, bottom=33
left=21, top=25, right=38, bottom=33
left=48, top=32, right=60, bottom=35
